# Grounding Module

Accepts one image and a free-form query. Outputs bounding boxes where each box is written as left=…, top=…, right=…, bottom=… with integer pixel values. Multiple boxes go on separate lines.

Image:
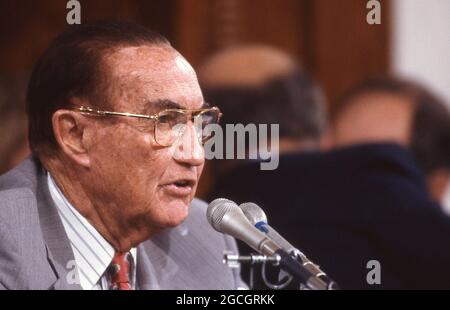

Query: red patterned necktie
left=109, top=252, right=132, bottom=290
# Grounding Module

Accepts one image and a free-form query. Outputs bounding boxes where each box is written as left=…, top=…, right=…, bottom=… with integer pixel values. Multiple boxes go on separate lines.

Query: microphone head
left=207, top=198, right=236, bottom=229
left=239, top=202, right=267, bottom=225
left=207, top=198, right=279, bottom=256
left=207, top=198, right=242, bottom=231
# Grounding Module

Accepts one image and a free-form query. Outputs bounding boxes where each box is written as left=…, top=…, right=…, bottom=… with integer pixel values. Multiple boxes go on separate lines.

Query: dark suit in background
left=211, top=143, right=450, bottom=289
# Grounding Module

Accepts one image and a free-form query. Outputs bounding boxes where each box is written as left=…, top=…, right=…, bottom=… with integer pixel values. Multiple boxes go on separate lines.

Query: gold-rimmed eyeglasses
left=74, top=105, right=222, bottom=147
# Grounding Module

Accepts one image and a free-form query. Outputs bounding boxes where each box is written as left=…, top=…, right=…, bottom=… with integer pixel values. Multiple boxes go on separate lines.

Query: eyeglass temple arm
left=78, top=106, right=156, bottom=120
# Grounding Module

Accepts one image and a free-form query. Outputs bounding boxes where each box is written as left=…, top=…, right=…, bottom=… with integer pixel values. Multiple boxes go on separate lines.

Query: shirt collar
left=47, top=172, right=137, bottom=289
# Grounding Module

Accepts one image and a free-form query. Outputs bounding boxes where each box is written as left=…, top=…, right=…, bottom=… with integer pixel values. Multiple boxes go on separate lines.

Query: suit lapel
left=34, top=160, right=81, bottom=290
left=136, top=229, right=180, bottom=290
left=32, top=158, right=183, bottom=290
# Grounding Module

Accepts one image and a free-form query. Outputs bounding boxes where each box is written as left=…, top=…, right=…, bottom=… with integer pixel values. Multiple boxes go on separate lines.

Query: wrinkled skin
left=48, top=45, right=205, bottom=251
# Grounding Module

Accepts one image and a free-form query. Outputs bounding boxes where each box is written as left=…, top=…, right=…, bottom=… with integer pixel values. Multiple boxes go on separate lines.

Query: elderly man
left=0, top=21, right=244, bottom=290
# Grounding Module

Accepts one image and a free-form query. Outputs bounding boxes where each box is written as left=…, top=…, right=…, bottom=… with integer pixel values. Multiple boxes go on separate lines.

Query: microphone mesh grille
left=239, top=202, right=267, bottom=224
left=207, top=198, right=236, bottom=229
left=210, top=202, right=237, bottom=231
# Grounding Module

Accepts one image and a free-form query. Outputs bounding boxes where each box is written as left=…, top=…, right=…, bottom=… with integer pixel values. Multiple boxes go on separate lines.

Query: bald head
left=332, top=91, right=416, bottom=147
left=199, top=45, right=327, bottom=153
left=198, top=45, right=299, bottom=88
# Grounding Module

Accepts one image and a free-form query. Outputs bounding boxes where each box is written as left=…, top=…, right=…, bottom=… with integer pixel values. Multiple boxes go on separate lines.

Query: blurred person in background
left=199, top=45, right=328, bottom=289
left=199, top=45, right=328, bottom=192
left=200, top=47, right=450, bottom=289
left=0, top=74, right=30, bottom=175
left=332, top=77, right=450, bottom=213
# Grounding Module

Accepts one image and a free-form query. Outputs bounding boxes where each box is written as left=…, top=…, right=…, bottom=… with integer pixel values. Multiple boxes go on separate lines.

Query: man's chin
left=162, top=199, right=190, bottom=227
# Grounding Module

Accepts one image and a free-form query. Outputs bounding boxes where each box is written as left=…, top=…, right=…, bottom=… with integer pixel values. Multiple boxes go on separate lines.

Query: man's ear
left=427, top=169, right=450, bottom=203
left=52, top=109, right=91, bottom=167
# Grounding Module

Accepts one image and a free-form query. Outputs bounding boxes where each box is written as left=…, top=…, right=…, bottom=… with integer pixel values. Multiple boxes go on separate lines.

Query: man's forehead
left=104, top=45, right=203, bottom=110
left=107, top=45, right=193, bottom=75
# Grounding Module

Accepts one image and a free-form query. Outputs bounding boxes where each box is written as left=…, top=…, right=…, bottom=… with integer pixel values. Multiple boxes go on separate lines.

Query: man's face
left=86, top=45, right=205, bottom=235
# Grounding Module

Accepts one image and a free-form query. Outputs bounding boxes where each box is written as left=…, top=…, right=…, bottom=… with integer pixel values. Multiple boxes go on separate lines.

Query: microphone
left=239, top=202, right=299, bottom=256
left=207, top=199, right=281, bottom=256
left=239, top=202, right=338, bottom=289
left=207, top=198, right=334, bottom=290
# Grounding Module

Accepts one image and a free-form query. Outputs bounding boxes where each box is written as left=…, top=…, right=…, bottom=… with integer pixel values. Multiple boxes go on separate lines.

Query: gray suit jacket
left=0, top=157, right=245, bottom=290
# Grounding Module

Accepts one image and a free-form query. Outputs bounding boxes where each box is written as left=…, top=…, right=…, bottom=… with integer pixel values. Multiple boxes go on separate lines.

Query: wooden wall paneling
left=173, top=0, right=214, bottom=67
left=305, top=0, right=390, bottom=110
left=173, top=0, right=307, bottom=68
left=0, top=0, right=67, bottom=73
left=239, top=0, right=305, bottom=60
left=0, top=0, right=175, bottom=73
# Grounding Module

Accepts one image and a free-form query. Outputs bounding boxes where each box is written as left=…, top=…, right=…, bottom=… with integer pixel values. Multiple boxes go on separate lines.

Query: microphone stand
left=223, top=252, right=339, bottom=290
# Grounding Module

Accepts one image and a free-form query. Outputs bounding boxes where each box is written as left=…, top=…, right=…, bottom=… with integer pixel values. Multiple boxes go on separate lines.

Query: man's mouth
left=174, top=179, right=193, bottom=187
left=161, top=179, right=196, bottom=197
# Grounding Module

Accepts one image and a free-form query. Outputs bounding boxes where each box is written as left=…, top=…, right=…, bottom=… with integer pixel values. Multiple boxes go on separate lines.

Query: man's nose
left=172, top=122, right=204, bottom=166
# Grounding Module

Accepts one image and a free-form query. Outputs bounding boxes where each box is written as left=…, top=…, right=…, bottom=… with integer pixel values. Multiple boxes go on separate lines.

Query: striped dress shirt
left=47, top=173, right=137, bottom=290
